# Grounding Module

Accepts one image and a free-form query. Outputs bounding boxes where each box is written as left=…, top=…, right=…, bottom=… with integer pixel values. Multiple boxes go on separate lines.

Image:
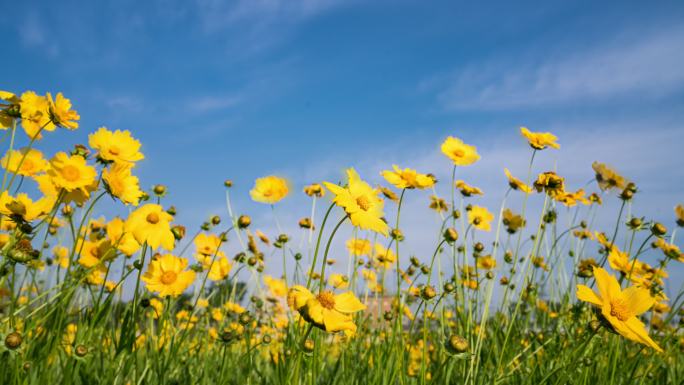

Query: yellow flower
left=264, top=275, right=288, bottom=297
left=53, top=246, right=70, bottom=268
left=141, top=254, right=196, bottom=297
left=502, top=208, right=525, bottom=234
left=250, top=175, right=289, bottom=204
left=324, top=168, right=388, bottom=236
left=46, top=92, right=79, bottom=130
left=287, top=285, right=365, bottom=334
left=148, top=298, right=164, bottom=318
left=0, top=191, right=54, bottom=222
left=106, top=217, right=141, bottom=256
left=592, top=162, right=627, bottom=191
left=576, top=267, right=662, bottom=352
left=328, top=273, right=349, bottom=289
left=1, top=148, right=48, bottom=177
left=88, top=127, right=144, bottom=165
left=476, top=255, right=496, bottom=270
left=0, top=91, right=20, bottom=129
left=608, top=248, right=645, bottom=279
left=125, top=204, right=175, bottom=250
left=676, top=204, right=684, bottom=227
left=520, top=127, right=559, bottom=150
left=440, top=136, right=480, bottom=166
left=555, top=188, right=590, bottom=207
left=194, top=233, right=225, bottom=259
left=34, top=173, right=97, bottom=206
left=455, top=180, right=483, bottom=197
left=103, top=163, right=143, bottom=206
left=381, top=165, right=435, bottom=189
left=468, top=205, right=494, bottom=232
left=533, top=171, right=565, bottom=198
left=504, top=168, right=532, bottom=194
left=77, top=239, right=115, bottom=268
left=224, top=301, right=246, bottom=314
left=346, top=238, right=372, bottom=256
left=47, top=152, right=97, bottom=194
left=19, top=91, right=51, bottom=139
left=303, top=183, right=325, bottom=197
left=373, top=243, right=396, bottom=268
left=428, top=195, right=448, bottom=213
left=206, top=256, right=232, bottom=281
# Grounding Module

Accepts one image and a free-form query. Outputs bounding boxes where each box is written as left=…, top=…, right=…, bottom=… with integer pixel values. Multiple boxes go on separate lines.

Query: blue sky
left=2, top=0, right=683, bottom=293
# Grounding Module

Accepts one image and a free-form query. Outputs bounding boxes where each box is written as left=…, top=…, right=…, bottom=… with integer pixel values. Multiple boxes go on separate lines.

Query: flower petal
left=334, top=292, right=366, bottom=313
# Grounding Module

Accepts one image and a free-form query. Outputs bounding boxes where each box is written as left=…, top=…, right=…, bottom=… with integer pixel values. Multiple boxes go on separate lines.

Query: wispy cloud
left=19, top=12, right=59, bottom=57
left=431, top=25, right=684, bottom=110
left=188, top=95, right=242, bottom=113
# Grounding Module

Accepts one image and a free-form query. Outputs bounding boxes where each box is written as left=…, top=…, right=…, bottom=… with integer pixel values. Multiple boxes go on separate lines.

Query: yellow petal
left=624, top=317, right=663, bottom=353
left=322, top=309, right=354, bottom=333
left=621, top=286, right=656, bottom=316
left=593, top=266, right=621, bottom=302
left=334, top=292, right=366, bottom=313
left=576, top=285, right=603, bottom=306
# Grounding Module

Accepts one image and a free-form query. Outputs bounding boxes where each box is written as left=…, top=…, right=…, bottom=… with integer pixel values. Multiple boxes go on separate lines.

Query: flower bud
left=443, top=228, right=459, bottom=243
left=651, top=223, right=667, bottom=237
left=166, top=206, right=177, bottom=216
left=171, top=225, right=186, bottom=241
left=75, top=344, right=88, bottom=357
left=153, top=185, right=167, bottom=196
left=443, top=282, right=455, bottom=293
left=303, top=338, right=315, bottom=353
left=238, top=215, right=251, bottom=229
left=421, top=285, right=437, bottom=300
left=446, top=335, right=468, bottom=354
left=5, top=332, right=22, bottom=350
left=211, top=216, right=221, bottom=226
left=224, top=180, right=233, bottom=188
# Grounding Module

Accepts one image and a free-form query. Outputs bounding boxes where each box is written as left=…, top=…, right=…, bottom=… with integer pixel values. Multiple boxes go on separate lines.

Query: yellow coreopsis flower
left=53, top=245, right=70, bottom=268
left=324, top=168, right=388, bottom=236
left=555, top=188, right=590, bottom=207
left=455, top=180, right=483, bottom=197
left=19, top=91, right=51, bottom=139
left=194, top=233, right=225, bottom=259
left=608, top=248, right=645, bottom=279
left=0, top=191, right=54, bottom=222
left=287, top=285, right=365, bottom=334
left=373, top=243, right=396, bottom=268
left=77, top=239, right=115, bottom=268
left=125, top=204, right=175, bottom=250
left=206, top=256, right=232, bottom=281
left=533, top=171, right=565, bottom=198
left=381, top=165, right=435, bottom=190
left=328, top=273, right=349, bottom=289
left=103, top=163, right=143, bottom=206
left=47, top=152, right=97, bottom=194
left=88, top=127, right=144, bottom=165
left=440, top=136, right=480, bottom=166
left=346, top=238, right=372, bottom=256
left=520, top=127, right=559, bottom=150
left=264, top=275, right=288, bottom=297
left=476, top=255, right=496, bottom=270
left=468, top=205, right=494, bottom=232
left=504, top=168, right=532, bottom=194
left=576, top=266, right=662, bottom=352
left=676, top=204, right=684, bottom=227
left=106, top=217, right=141, bottom=256
left=303, top=183, right=325, bottom=197
left=141, top=254, right=196, bottom=297
left=1, top=148, right=48, bottom=177
left=592, top=162, right=627, bottom=192
left=250, top=175, right=289, bottom=204
left=46, top=92, right=79, bottom=130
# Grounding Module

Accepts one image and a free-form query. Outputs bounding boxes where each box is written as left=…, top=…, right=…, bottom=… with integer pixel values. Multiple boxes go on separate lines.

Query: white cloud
left=433, top=26, right=684, bottom=110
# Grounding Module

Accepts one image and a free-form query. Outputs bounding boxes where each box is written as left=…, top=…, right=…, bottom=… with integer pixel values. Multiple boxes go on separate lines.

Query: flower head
left=520, top=127, right=559, bottom=150
left=504, top=168, right=532, bottom=194
left=324, top=168, right=388, bottom=236
left=46, top=92, right=79, bottom=130
left=381, top=165, right=435, bottom=189
left=440, top=136, right=480, bottom=166
left=287, top=285, right=365, bottom=335
left=576, top=267, right=662, bottom=352
left=89, top=127, right=144, bottom=165
left=125, top=204, right=175, bottom=250
left=455, top=180, right=483, bottom=197
left=103, top=163, right=143, bottom=206
left=468, top=205, right=494, bottom=232
left=47, top=152, right=97, bottom=194
left=142, top=254, right=196, bottom=297
left=346, top=238, right=372, bottom=256
left=250, top=176, right=289, bottom=204
left=592, top=162, right=627, bottom=191
left=1, top=148, right=48, bottom=177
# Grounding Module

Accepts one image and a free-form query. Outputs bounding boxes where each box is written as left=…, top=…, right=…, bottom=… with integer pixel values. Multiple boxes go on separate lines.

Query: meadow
left=0, top=90, right=682, bottom=384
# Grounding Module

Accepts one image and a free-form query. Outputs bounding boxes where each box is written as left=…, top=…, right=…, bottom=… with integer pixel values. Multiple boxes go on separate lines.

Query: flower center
left=160, top=271, right=177, bottom=285
left=146, top=212, right=160, bottom=224
left=62, top=165, right=81, bottom=182
left=452, top=149, right=465, bottom=158
left=609, top=299, right=631, bottom=321
left=20, top=159, right=34, bottom=172
left=316, top=291, right=336, bottom=310
left=356, top=195, right=371, bottom=211
left=108, top=146, right=120, bottom=156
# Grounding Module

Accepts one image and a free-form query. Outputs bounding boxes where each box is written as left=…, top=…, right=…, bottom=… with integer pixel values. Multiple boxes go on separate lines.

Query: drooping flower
left=576, top=266, right=662, bottom=352
left=1, top=148, right=48, bottom=177
left=504, top=168, right=532, bottom=194
left=88, top=127, right=144, bottom=165
left=324, top=168, right=388, bottom=236
left=428, top=195, right=449, bottom=213
left=47, top=152, right=97, bottom=194
left=250, top=176, right=289, bottom=204
left=141, top=254, right=196, bottom=297
left=520, top=127, right=559, bottom=150
left=46, top=92, right=80, bottom=130
left=455, top=180, right=483, bottom=197
left=125, top=204, right=175, bottom=250
left=0, top=191, right=54, bottom=222
left=103, top=163, right=143, bottom=206
left=381, top=165, right=435, bottom=190
left=440, top=136, right=480, bottom=166
left=592, top=162, right=627, bottom=191
left=468, top=205, right=494, bottom=232
left=287, top=285, right=365, bottom=335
